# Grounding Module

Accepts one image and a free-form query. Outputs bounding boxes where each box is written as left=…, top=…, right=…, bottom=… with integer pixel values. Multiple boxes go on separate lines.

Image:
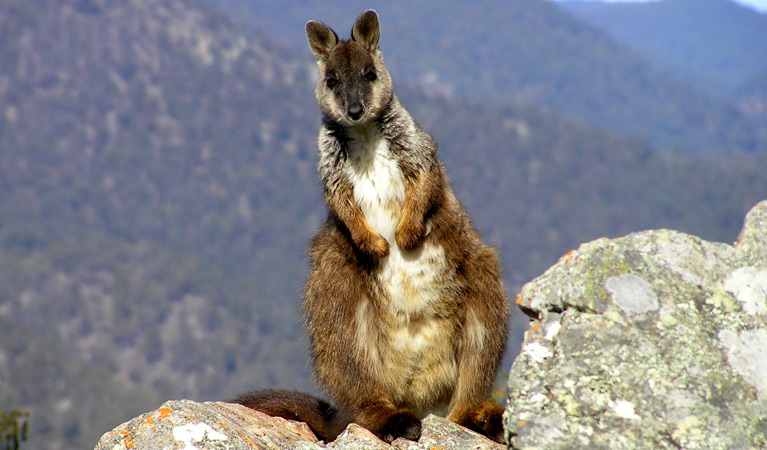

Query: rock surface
left=94, top=202, right=767, bottom=450
left=94, top=399, right=504, bottom=450
left=505, top=201, right=767, bottom=449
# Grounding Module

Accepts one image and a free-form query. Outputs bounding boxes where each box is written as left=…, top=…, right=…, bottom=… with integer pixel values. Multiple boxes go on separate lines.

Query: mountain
left=204, top=0, right=766, bottom=155
left=1, top=0, right=766, bottom=449
left=1, top=0, right=322, bottom=447
left=560, top=0, right=767, bottom=96
left=735, top=68, right=767, bottom=126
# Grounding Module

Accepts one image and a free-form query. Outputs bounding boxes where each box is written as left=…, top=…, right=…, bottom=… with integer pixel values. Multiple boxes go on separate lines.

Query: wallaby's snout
left=306, top=10, right=393, bottom=127
left=347, top=97, right=364, bottom=121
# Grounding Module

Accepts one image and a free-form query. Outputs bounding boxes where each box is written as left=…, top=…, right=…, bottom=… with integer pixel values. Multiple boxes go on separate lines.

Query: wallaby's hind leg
left=448, top=401, right=505, bottom=443
left=446, top=246, right=509, bottom=443
left=352, top=399, right=422, bottom=443
left=304, top=230, right=422, bottom=443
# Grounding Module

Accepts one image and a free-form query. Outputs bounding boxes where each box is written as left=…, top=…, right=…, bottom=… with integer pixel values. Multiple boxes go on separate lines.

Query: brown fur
left=302, top=10, right=510, bottom=444
left=231, top=390, right=347, bottom=442
left=237, top=10, right=509, bottom=445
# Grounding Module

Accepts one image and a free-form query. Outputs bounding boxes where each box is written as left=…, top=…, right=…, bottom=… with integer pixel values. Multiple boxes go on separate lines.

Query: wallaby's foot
left=450, top=401, right=505, bottom=443
left=373, top=408, right=421, bottom=443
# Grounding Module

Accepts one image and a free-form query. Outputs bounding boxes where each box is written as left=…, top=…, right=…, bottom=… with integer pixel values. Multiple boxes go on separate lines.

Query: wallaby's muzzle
left=347, top=102, right=364, bottom=121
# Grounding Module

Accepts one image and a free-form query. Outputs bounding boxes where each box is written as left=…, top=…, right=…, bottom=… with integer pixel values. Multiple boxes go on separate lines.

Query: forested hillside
left=205, top=0, right=767, bottom=155
left=1, top=0, right=765, bottom=449
left=561, top=0, right=767, bottom=96
left=736, top=68, right=767, bottom=125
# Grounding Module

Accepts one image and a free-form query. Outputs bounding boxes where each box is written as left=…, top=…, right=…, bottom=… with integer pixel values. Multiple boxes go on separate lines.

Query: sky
left=557, top=0, right=767, bottom=13
left=726, top=0, right=767, bottom=10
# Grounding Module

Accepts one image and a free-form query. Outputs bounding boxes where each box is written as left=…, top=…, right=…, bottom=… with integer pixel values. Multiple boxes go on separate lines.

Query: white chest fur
left=345, top=127, right=404, bottom=244
left=345, top=126, right=455, bottom=408
left=344, top=126, right=448, bottom=315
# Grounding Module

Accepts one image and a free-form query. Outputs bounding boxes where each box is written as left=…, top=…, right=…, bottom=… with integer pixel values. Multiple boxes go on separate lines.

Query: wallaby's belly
left=375, top=240, right=458, bottom=410
left=347, top=132, right=458, bottom=410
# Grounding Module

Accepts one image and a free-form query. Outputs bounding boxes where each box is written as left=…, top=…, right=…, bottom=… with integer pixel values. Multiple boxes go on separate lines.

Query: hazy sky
left=725, top=0, right=767, bottom=10
left=557, top=0, right=767, bottom=13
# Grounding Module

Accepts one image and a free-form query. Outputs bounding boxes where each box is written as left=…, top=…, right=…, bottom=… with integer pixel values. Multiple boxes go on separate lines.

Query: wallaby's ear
left=306, top=21, right=339, bottom=60
left=351, top=10, right=380, bottom=52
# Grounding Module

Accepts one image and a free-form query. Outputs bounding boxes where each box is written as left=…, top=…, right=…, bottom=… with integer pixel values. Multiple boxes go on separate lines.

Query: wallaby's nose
left=347, top=103, right=364, bottom=121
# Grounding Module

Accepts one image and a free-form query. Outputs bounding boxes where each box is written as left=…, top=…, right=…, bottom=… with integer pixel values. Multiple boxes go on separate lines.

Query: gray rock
left=94, top=400, right=323, bottom=450
left=505, top=201, right=767, bottom=450
left=93, top=401, right=503, bottom=449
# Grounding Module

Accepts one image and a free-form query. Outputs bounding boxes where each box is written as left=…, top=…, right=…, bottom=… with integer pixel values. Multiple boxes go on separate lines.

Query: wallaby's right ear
left=306, top=21, right=339, bottom=60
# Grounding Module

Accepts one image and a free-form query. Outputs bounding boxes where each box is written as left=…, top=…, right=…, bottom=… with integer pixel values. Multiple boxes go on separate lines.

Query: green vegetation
left=0, top=411, right=28, bottom=450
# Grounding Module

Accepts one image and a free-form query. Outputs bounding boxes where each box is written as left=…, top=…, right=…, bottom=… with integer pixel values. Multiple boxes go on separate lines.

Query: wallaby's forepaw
left=453, top=401, right=505, bottom=443
left=358, top=234, right=390, bottom=260
left=375, top=409, right=421, bottom=443
left=354, top=230, right=389, bottom=261
left=395, top=220, right=426, bottom=251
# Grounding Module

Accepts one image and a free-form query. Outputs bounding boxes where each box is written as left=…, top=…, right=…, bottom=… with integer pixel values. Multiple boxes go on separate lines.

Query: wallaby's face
left=306, top=10, right=393, bottom=126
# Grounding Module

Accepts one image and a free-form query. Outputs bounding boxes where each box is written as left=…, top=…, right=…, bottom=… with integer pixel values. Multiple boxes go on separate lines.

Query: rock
left=328, top=424, right=391, bottom=450
left=94, top=400, right=321, bottom=449
left=94, top=202, right=767, bottom=450
left=505, top=201, right=767, bottom=450
left=94, top=400, right=504, bottom=450
left=412, top=415, right=506, bottom=450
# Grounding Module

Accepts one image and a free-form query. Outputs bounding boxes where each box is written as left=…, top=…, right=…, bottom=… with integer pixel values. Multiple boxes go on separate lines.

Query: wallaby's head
left=306, top=10, right=393, bottom=126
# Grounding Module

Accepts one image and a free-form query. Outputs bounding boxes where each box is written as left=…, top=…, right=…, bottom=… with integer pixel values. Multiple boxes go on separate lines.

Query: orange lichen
left=516, top=295, right=523, bottom=305
left=158, top=408, right=172, bottom=419
left=518, top=420, right=528, bottom=428
left=530, top=322, right=540, bottom=333
left=559, top=250, right=575, bottom=262
left=144, top=415, right=155, bottom=426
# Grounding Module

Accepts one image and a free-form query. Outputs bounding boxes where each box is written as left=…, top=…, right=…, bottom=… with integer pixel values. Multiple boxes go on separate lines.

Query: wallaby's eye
left=325, top=76, right=338, bottom=88
left=364, top=68, right=377, bottom=81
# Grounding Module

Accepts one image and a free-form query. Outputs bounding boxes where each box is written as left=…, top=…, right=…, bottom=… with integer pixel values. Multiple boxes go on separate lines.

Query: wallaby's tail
left=231, top=389, right=348, bottom=442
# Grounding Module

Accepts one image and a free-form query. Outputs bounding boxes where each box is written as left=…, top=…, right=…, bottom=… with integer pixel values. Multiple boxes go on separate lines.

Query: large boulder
left=505, top=201, right=767, bottom=449
left=93, top=399, right=503, bottom=449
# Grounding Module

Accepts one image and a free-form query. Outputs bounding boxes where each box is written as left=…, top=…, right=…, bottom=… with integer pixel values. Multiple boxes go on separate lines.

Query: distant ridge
left=205, top=0, right=766, bottom=155
left=560, top=0, right=767, bottom=95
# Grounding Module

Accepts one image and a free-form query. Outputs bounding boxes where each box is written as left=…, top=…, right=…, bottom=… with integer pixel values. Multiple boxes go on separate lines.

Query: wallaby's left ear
left=306, top=20, right=339, bottom=60
left=351, top=10, right=380, bottom=52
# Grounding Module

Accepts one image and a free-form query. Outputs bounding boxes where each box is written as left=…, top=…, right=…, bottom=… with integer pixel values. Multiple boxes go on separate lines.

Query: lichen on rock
left=94, top=400, right=322, bottom=450
left=94, top=400, right=504, bottom=450
left=506, top=201, right=767, bottom=450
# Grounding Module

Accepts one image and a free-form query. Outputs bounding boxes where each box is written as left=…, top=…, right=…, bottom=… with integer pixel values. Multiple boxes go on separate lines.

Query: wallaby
left=235, top=10, right=510, bottom=444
